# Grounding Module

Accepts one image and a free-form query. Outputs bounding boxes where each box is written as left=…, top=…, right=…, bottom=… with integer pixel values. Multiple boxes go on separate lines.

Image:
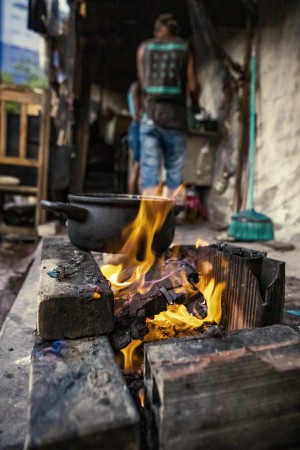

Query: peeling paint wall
left=200, top=0, right=300, bottom=241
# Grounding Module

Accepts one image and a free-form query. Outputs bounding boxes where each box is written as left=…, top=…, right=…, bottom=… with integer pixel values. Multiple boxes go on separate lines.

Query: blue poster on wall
left=0, top=0, right=47, bottom=87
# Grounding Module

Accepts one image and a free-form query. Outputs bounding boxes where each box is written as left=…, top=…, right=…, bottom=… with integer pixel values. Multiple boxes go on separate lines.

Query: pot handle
left=41, top=200, right=87, bottom=223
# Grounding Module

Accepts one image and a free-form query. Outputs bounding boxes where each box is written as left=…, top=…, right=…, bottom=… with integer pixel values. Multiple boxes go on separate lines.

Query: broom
left=228, top=45, right=274, bottom=241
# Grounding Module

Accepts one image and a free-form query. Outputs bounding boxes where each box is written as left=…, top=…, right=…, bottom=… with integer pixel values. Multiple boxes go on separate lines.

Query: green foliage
left=0, top=71, right=13, bottom=83
left=6, top=102, right=21, bottom=114
left=13, top=57, right=48, bottom=89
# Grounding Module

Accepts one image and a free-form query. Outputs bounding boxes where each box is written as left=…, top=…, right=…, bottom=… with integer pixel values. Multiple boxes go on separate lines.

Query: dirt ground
left=0, top=220, right=299, bottom=332
left=0, top=240, right=38, bottom=330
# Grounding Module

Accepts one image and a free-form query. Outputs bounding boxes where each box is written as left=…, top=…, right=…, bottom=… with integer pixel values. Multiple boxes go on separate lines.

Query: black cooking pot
left=41, top=193, right=176, bottom=254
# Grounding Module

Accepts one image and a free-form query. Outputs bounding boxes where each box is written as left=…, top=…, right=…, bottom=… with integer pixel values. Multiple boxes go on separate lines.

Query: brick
left=38, top=239, right=114, bottom=340
left=145, top=325, right=300, bottom=450
left=26, top=335, right=140, bottom=450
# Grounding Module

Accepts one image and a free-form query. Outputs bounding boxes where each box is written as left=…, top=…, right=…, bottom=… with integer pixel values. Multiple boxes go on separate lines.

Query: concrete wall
left=200, top=0, right=300, bottom=242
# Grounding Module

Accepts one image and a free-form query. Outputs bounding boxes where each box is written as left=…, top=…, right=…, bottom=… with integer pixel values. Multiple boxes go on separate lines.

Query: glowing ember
left=120, top=339, right=142, bottom=371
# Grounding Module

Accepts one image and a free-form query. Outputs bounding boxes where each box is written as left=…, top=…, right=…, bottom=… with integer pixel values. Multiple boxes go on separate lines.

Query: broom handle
left=248, top=45, right=256, bottom=209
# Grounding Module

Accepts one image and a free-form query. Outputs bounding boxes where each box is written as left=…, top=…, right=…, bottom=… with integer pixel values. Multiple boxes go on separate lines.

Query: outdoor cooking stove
left=109, top=242, right=285, bottom=352
left=24, top=237, right=300, bottom=450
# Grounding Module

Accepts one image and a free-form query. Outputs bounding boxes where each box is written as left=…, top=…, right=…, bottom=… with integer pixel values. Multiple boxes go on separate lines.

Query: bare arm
left=136, top=43, right=145, bottom=118
left=187, top=46, right=201, bottom=114
left=137, top=43, right=145, bottom=87
left=130, top=81, right=141, bottom=120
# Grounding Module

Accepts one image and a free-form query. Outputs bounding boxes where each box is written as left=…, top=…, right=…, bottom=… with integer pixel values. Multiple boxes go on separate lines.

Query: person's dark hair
left=154, top=14, right=179, bottom=36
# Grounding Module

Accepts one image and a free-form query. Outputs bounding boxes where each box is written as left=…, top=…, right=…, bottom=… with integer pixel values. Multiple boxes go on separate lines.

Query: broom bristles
left=228, top=208, right=274, bottom=241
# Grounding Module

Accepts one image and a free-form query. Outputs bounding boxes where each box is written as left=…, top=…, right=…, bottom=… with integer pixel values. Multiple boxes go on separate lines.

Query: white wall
left=255, top=0, right=300, bottom=241
left=200, top=0, right=300, bottom=242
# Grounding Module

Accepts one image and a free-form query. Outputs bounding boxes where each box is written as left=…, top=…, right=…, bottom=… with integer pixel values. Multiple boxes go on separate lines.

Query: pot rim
left=68, top=193, right=176, bottom=206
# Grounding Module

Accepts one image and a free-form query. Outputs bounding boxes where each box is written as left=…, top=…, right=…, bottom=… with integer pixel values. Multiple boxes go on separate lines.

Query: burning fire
left=195, top=239, right=209, bottom=248
left=148, top=304, right=203, bottom=331
left=138, top=388, right=145, bottom=408
left=102, top=198, right=226, bottom=348
left=120, top=339, right=142, bottom=371
left=145, top=278, right=226, bottom=341
left=101, top=198, right=172, bottom=298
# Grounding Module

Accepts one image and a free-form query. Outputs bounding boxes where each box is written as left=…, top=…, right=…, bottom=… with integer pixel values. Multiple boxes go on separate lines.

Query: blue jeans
left=128, top=120, right=141, bottom=162
left=140, top=121, right=187, bottom=190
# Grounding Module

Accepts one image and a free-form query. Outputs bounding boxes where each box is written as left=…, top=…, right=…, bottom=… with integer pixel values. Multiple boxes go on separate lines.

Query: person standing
left=137, top=13, right=201, bottom=198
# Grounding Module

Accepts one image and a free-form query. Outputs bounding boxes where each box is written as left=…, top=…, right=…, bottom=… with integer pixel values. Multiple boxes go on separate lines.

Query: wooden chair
left=0, top=84, right=51, bottom=236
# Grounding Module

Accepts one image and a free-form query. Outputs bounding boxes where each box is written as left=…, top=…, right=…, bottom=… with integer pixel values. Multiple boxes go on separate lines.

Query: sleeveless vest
left=142, top=38, right=189, bottom=99
left=142, top=38, right=189, bottom=130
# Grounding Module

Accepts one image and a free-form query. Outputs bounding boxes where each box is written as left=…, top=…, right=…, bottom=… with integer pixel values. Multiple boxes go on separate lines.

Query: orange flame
left=101, top=198, right=173, bottom=298
left=146, top=278, right=226, bottom=338
left=120, top=339, right=142, bottom=371
left=102, top=198, right=226, bottom=343
left=138, top=388, right=145, bottom=408
left=195, top=239, right=209, bottom=248
left=148, top=304, right=204, bottom=331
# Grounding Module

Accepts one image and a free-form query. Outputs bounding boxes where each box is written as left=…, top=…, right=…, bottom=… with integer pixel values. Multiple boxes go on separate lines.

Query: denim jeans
left=140, top=121, right=187, bottom=190
left=128, top=120, right=141, bottom=162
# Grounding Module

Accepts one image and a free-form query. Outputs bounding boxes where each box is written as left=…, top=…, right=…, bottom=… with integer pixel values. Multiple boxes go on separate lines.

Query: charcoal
left=111, top=255, right=205, bottom=350
left=202, top=323, right=226, bottom=338
left=187, top=294, right=207, bottom=319
left=111, top=330, right=131, bottom=351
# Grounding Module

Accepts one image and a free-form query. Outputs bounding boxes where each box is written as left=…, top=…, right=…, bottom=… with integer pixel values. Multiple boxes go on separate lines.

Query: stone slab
left=38, top=239, right=114, bottom=340
left=25, top=335, right=140, bottom=450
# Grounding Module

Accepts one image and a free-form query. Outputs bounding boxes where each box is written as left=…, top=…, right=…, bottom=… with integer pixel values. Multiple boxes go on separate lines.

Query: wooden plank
left=0, top=156, right=39, bottom=166
left=0, top=184, right=38, bottom=194
left=0, top=224, right=36, bottom=236
left=0, top=100, right=7, bottom=156
left=19, top=104, right=28, bottom=159
left=26, top=335, right=140, bottom=450
left=0, top=85, right=43, bottom=105
left=35, top=87, right=51, bottom=226
left=144, top=325, right=300, bottom=450
left=38, top=238, right=114, bottom=340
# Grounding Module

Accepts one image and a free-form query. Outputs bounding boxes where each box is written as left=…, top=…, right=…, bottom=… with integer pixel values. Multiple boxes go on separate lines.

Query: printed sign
left=0, top=0, right=46, bottom=86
